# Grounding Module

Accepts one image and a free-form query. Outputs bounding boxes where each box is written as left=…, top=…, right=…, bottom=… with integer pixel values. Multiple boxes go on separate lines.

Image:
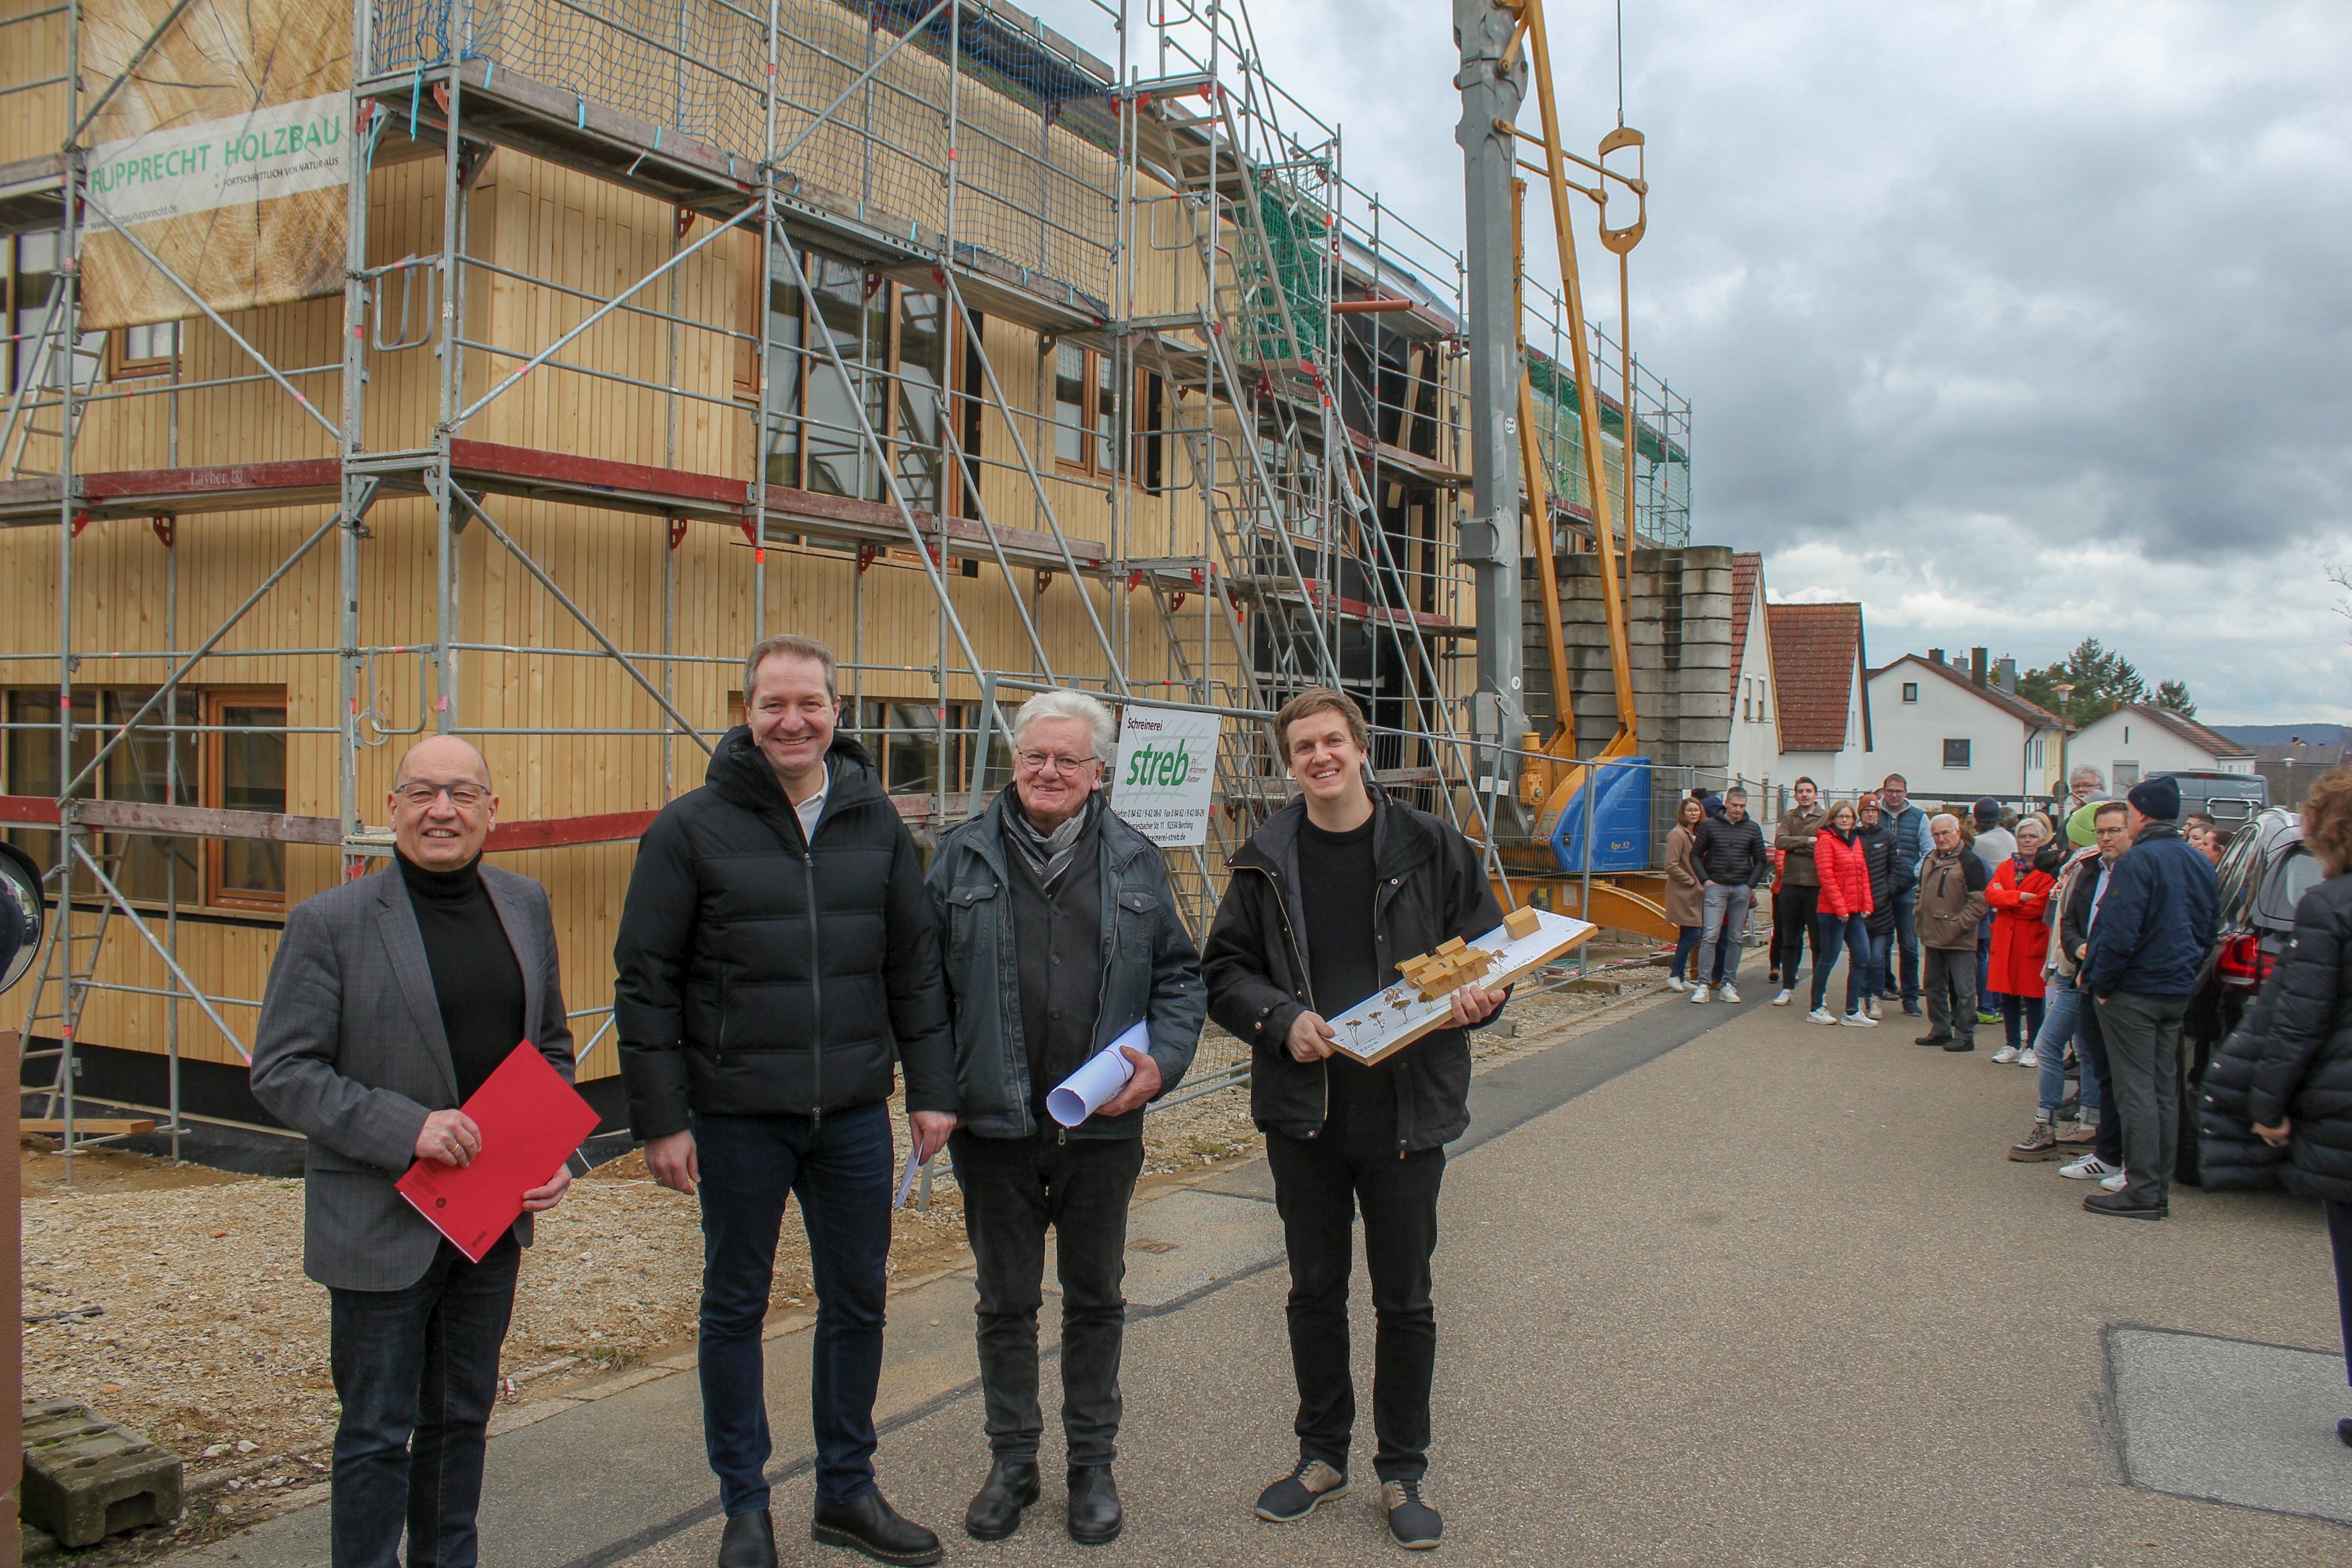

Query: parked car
left=2176, top=806, right=2315, bottom=1185
left=2157, top=770, right=2270, bottom=831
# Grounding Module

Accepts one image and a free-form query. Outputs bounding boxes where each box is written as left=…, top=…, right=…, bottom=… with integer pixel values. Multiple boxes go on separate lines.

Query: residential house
left=2069, top=704, right=2258, bottom=789
left=1724, top=552, right=1780, bottom=788
left=1764, top=601, right=1874, bottom=795
left=1867, top=651, right=2067, bottom=801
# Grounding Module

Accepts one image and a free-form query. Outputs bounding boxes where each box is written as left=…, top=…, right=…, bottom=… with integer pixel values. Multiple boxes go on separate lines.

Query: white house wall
left=2068, top=711, right=2255, bottom=785
left=1867, top=664, right=2034, bottom=798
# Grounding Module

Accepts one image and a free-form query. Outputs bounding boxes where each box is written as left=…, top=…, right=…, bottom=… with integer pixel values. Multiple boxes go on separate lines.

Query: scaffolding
left=0, top=0, right=1692, bottom=1155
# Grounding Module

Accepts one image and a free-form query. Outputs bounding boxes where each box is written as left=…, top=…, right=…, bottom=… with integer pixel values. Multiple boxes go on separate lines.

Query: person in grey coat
left=252, top=735, right=577, bottom=1568
left=926, top=690, right=1204, bottom=1546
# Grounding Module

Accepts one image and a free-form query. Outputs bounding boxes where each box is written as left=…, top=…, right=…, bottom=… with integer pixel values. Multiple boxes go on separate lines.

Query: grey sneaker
left=2008, top=1118, right=2061, bottom=1161
left=1719, top=983, right=1741, bottom=1004
left=1383, top=1479, right=1442, bottom=1551
left=1256, top=1458, right=1348, bottom=1523
left=2055, top=1118, right=2098, bottom=1146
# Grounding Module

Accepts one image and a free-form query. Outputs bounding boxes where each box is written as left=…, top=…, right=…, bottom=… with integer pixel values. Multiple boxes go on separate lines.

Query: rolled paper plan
left=1047, top=1017, right=1151, bottom=1127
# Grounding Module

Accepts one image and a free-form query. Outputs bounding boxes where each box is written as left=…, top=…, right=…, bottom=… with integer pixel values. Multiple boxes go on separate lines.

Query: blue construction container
left=1548, top=755, right=1653, bottom=874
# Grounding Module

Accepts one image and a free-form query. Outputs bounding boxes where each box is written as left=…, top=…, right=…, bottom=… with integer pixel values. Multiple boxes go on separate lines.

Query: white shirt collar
left=793, top=779, right=826, bottom=843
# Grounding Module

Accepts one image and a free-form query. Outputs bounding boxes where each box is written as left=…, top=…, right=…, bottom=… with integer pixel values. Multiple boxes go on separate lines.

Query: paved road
left=178, top=993, right=2352, bottom=1566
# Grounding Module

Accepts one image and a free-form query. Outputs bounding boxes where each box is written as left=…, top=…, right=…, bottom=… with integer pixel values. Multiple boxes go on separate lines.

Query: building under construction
left=0, top=0, right=1707, bottom=1144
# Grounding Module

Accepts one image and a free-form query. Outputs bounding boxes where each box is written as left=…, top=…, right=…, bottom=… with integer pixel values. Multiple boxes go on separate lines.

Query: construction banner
left=1109, top=706, right=1220, bottom=849
left=76, top=0, right=350, bottom=331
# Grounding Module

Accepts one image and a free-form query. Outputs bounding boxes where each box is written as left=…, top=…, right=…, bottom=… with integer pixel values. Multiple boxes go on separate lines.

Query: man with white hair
left=1913, top=811, right=1990, bottom=1051
left=2065, top=764, right=2105, bottom=818
left=926, top=689, right=1204, bottom=1546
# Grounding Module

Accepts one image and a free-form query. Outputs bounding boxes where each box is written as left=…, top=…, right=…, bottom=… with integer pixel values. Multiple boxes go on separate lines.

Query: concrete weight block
left=20, top=1401, right=184, bottom=1548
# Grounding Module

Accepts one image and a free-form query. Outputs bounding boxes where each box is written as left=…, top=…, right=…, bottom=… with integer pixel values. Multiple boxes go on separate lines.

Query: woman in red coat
left=1809, top=800, right=1877, bottom=1026
left=1985, top=812, right=2060, bottom=1061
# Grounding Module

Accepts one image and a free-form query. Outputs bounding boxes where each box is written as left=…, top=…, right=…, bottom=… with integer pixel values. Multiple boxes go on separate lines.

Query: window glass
left=2113, top=761, right=2141, bottom=788
left=894, top=289, right=946, bottom=510
left=10, top=233, right=105, bottom=393
left=762, top=265, right=804, bottom=489
left=1902, top=682, right=1918, bottom=703
left=5, top=690, right=93, bottom=863
left=119, top=319, right=180, bottom=370
left=1094, top=351, right=1116, bottom=474
left=2269, top=845, right=2323, bottom=921
left=1942, top=738, right=1970, bottom=769
left=803, top=258, right=879, bottom=500
left=100, top=690, right=199, bottom=903
left=213, top=701, right=287, bottom=904
left=884, top=703, right=938, bottom=796
left=1053, top=343, right=1086, bottom=466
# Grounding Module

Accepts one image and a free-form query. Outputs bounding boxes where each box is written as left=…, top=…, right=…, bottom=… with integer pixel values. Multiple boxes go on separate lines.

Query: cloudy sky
left=1032, top=0, right=2351, bottom=724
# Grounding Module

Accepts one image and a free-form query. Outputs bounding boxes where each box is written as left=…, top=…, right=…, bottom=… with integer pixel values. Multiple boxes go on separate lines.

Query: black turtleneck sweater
left=396, top=850, right=527, bottom=1102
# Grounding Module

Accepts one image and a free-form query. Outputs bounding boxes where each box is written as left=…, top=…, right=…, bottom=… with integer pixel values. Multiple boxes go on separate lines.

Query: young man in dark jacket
left=1771, top=778, right=1828, bottom=1005
left=2079, top=775, right=2221, bottom=1219
left=925, top=689, right=1204, bottom=1547
left=1201, top=688, right=1506, bottom=1551
left=1855, top=794, right=1900, bottom=1021
left=1877, top=773, right=1931, bottom=1014
left=1688, top=786, right=1772, bottom=1004
left=614, top=634, right=957, bottom=1568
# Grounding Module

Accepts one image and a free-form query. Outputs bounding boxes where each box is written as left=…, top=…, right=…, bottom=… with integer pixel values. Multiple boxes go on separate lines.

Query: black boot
left=812, top=1489, right=943, bottom=1566
left=963, top=1456, right=1040, bottom=1542
left=718, top=1509, right=777, bottom=1568
left=1066, top=1465, right=1122, bottom=1546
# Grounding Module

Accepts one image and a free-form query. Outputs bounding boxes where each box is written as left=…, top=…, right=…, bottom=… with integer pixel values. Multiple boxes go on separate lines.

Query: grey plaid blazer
left=250, top=864, right=575, bottom=1291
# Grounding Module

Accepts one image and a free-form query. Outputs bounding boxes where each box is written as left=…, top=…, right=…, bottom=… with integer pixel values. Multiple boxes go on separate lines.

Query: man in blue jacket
left=2080, top=774, right=2219, bottom=1219
left=1876, top=773, right=1931, bottom=1016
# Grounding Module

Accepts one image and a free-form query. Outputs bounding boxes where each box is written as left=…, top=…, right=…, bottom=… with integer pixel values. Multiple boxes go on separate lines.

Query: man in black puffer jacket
left=1687, top=787, right=1773, bottom=1002
left=2246, top=775, right=2352, bottom=1441
left=615, top=634, right=955, bottom=1568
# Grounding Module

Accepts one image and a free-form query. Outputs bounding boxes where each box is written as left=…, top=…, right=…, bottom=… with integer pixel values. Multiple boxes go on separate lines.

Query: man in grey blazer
left=252, top=735, right=576, bottom=1568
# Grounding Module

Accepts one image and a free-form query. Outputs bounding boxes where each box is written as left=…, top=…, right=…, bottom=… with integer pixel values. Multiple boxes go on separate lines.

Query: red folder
left=395, top=1042, right=601, bottom=1263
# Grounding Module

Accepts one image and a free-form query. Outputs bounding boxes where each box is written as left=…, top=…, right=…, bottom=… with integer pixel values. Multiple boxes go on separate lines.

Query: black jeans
left=1266, top=1100, right=1444, bottom=1484
left=950, top=1129, right=1144, bottom=1466
left=329, top=1235, right=519, bottom=1568
left=694, top=1102, right=893, bottom=1515
left=1922, top=946, right=1977, bottom=1044
left=1774, top=884, right=1821, bottom=983
left=2328, top=1201, right=2352, bottom=1383
left=1891, top=887, right=1921, bottom=1003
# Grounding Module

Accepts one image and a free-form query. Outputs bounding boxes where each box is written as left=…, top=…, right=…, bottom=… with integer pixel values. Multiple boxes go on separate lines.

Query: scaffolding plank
left=0, top=151, right=67, bottom=239
left=1349, top=431, right=1470, bottom=489
left=22, top=1119, right=155, bottom=1136
left=450, top=440, right=746, bottom=522
left=73, top=799, right=345, bottom=846
left=483, top=810, right=659, bottom=853
left=751, top=484, right=1108, bottom=574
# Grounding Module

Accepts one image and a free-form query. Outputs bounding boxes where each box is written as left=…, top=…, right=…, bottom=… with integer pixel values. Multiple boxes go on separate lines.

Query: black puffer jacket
left=2246, top=873, right=2352, bottom=1205
left=613, top=727, right=956, bottom=1140
left=1858, top=818, right=1900, bottom=938
left=1690, top=815, right=1771, bottom=886
left=1202, top=785, right=1505, bottom=1155
left=2198, top=986, right=2288, bottom=1193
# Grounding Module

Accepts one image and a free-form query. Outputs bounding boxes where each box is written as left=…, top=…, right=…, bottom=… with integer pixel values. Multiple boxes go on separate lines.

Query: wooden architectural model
left=1396, top=936, right=1500, bottom=1002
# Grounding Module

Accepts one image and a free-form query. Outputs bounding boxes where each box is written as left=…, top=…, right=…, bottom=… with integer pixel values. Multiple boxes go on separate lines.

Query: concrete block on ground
left=2107, top=1328, right=2352, bottom=1523
left=20, top=1401, right=184, bottom=1548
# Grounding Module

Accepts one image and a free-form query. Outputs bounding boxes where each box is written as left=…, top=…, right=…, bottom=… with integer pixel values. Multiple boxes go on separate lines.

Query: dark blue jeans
left=2328, top=1202, right=2352, bottom=1382
left=1865, top=928, right=1894, bottom=1001
left=1891, top=887, right=1920, bottom=1002
left=1811, top=912, right=1870, bottom=1015
left=1670, top=926, right=1702, bottom=983
left=694, top=1102, right=893, bottom=1515
left=2002, top=993, right=2046, bottom=1052
left=330, top=1236, right=519, bottom=1568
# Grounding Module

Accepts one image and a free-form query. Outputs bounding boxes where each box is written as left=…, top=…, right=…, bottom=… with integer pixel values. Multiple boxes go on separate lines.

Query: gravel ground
left=18, top=954, right=1671, bottom=1545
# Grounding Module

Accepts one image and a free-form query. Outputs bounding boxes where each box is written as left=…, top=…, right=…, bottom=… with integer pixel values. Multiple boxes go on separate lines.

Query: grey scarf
left=1003, top=791, right=1102, bottom=894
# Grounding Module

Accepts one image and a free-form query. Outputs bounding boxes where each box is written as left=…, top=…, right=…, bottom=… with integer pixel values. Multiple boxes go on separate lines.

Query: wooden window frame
left=202, top=688, right=289, bottom=912
left=1050, top=343, right=1131, bottom=482
left=111, top=319, right=180, bottom=380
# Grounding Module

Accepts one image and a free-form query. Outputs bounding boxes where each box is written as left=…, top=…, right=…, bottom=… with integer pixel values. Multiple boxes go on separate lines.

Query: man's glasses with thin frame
left=1015, top=750, right=1099, bottom=777
left=393, top=781, right=490, bottom=810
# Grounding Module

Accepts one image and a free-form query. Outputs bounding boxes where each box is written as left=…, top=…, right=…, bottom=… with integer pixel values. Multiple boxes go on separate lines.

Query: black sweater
left=396, top=850, right=526, bottom=1102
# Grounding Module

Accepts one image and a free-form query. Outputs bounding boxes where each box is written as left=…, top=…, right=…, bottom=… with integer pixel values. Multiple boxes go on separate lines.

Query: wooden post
left=2, top=1028, right=20, bottom=1561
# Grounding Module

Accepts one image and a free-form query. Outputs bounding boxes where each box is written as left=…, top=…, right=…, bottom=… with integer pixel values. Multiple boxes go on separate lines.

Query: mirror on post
left=0, top=841, right=45, bottom=994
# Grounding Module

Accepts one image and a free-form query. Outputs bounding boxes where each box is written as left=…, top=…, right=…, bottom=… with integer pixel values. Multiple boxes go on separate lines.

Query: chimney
left=1970, top=646, right=1989, bottom=687
left=1928, top=646, right=1945, bottom=666
left=1997, top=656, right=2017, bottom=694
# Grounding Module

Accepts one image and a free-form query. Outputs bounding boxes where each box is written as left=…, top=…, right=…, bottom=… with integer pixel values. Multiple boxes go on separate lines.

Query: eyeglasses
left=393, top=781, right=489, bottom=810
left=1015, top=749, right=1098, bottom=776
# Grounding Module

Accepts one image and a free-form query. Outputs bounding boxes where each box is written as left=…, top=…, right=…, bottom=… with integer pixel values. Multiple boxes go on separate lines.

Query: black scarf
left=1002, top=790, right=1103, bottom=894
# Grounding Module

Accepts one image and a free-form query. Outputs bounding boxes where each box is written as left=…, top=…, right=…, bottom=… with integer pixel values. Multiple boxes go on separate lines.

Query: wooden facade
left=0, top=0, right=1481, bottom=1102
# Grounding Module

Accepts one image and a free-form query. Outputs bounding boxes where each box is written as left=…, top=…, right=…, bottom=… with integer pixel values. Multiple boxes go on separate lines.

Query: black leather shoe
left=963, top=1457, right=1040, bottom=1542
left=1943, top=1039, right=1975, bottom=1052
left=2083, top=1190, right=2167, bottom=1221
left=1913, top=1034, right=1951, bottom=1047
left=718, top=1509, right=777, bottom=1568
left=813, top=1490, right=943, bottom=1566
left=1066, top=1465, right=1122, bottom=1546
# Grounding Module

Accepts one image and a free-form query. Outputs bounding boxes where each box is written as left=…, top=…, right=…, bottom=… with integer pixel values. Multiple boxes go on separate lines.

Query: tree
left=2016, top=637, right=2146, bottom=725
left=2154, top=679, right=2197, bottom=719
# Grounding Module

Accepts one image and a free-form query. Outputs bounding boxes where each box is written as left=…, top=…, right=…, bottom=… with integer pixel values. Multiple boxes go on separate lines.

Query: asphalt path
left=173, top=988, right=2352, bottom=1565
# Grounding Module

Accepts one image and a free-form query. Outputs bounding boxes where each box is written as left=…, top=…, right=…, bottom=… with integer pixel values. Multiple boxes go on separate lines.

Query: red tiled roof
left=1727, top=551, right=1761, bottom=697
left=1878, top=653, right=2067, bottom=730
left=2117, top=702, right=2255, bottom=760
left=1766, top=601, right=1870, bottom=752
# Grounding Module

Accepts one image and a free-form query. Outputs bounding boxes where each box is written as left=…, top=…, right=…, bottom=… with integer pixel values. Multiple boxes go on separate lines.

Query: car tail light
left=2214, top=931, right=2274, bottom=992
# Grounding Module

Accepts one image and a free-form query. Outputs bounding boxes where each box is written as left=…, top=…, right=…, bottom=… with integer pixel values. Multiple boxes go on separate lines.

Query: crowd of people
left=1664, top=764, right=2234, bottom=1220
